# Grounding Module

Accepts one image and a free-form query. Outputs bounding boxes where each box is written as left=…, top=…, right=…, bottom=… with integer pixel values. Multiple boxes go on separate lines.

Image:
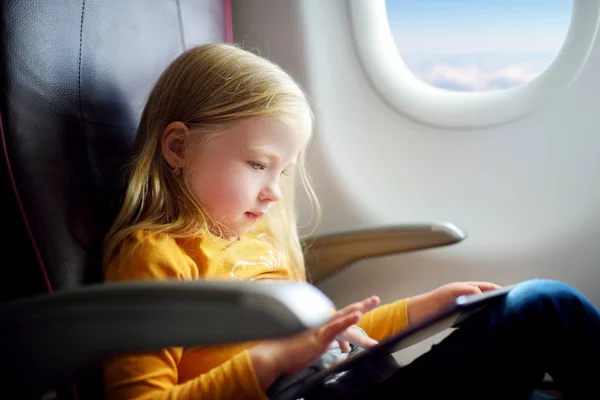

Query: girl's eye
left=248, top=161, right=265, bottom=171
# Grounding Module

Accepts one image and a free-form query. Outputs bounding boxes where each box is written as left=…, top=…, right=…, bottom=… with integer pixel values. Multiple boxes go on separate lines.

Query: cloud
left=401, top=55, right=553, bottom=92
left=417, top=63, right=541, bottom=91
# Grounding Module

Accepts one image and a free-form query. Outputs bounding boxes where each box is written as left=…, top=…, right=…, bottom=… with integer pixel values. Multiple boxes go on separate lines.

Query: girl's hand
left=335, top=298, right=380, bottom=353
left=249, top=295, right=380, bottom=389
left=407, top=281, right=502, bottom=326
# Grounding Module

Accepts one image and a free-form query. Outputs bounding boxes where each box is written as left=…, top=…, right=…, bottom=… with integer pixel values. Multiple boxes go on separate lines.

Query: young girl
left=102, top=43, right=600, bottom=400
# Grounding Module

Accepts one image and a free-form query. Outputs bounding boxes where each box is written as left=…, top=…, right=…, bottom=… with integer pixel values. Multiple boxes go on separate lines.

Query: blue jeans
left=361, top=279, right=600, bottom=399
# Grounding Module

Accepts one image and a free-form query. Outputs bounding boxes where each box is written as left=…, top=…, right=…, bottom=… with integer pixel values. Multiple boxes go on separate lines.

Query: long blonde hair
left=102, top=43, right=320, bottom=279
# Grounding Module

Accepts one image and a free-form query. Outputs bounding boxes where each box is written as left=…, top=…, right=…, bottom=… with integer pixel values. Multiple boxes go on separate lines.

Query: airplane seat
left=0, top=1, right=286, bottom=398
left=0, top=0, right=471, bottom=399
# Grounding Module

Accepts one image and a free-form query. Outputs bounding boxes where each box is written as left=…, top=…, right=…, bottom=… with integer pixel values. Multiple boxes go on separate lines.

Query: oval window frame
left=348, top=0, right=600, bottom=129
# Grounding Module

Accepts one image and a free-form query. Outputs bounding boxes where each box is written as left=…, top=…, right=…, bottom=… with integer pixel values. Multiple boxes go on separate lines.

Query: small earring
left=173, top=165, right=181, bottom=176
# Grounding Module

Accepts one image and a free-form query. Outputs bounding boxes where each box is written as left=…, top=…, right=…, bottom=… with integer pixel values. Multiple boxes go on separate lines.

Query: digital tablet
left=300, top=283, right=520, bottom=390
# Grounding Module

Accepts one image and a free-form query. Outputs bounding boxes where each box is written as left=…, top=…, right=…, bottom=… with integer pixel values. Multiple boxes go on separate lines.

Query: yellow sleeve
left=103, top=232, right=267, bottom=400
left=103, top=349, right=265, bottom=400
left=356, top=298, right=409, bottom=342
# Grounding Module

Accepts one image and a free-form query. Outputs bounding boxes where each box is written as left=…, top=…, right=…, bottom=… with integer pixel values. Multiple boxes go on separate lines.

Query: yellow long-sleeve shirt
left=102, top=230, right=409, bottom=399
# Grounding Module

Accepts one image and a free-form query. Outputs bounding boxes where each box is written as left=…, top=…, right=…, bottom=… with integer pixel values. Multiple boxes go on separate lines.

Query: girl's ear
left=161, top=121, right=190, bottom=169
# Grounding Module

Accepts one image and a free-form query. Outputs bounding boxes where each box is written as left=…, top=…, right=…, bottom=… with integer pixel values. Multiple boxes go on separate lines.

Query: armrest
left=303, top=222, right=466, bottom=283
left=0, top=280, right=334, bottom=393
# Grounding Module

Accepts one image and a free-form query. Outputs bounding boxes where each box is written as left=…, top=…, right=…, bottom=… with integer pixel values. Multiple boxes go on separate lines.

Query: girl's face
left=185, top=117, right=309, bottom=239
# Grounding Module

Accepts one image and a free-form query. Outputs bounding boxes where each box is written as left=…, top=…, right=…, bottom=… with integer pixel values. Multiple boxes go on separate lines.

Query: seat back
left=1, top=0, right=230, bottom=397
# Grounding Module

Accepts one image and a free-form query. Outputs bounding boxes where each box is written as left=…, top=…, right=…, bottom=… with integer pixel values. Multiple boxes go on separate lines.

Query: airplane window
left=350, top=0, right=593, bottom=128
left=385, top=0, right=572, bottom=92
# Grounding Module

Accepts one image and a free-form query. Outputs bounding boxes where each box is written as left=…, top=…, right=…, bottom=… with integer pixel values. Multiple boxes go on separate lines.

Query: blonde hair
left=102, top=43, right=320, bottom=279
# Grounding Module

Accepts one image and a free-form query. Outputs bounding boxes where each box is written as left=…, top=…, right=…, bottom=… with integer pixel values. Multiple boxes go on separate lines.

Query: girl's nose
left=260, top=181, right=281, bottom=202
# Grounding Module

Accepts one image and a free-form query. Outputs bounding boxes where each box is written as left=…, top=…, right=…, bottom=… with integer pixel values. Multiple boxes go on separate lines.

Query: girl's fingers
left=320, top=311, right=361, bottom=345
left=337, top=339, right=351, bottom=353
left=337, top=296, right=380, bottom=317
left=337, top=327, right=379, bottom=349
left=467, top=282, right=502, bottom=292
left=320, top=296, right=382, bottom=353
